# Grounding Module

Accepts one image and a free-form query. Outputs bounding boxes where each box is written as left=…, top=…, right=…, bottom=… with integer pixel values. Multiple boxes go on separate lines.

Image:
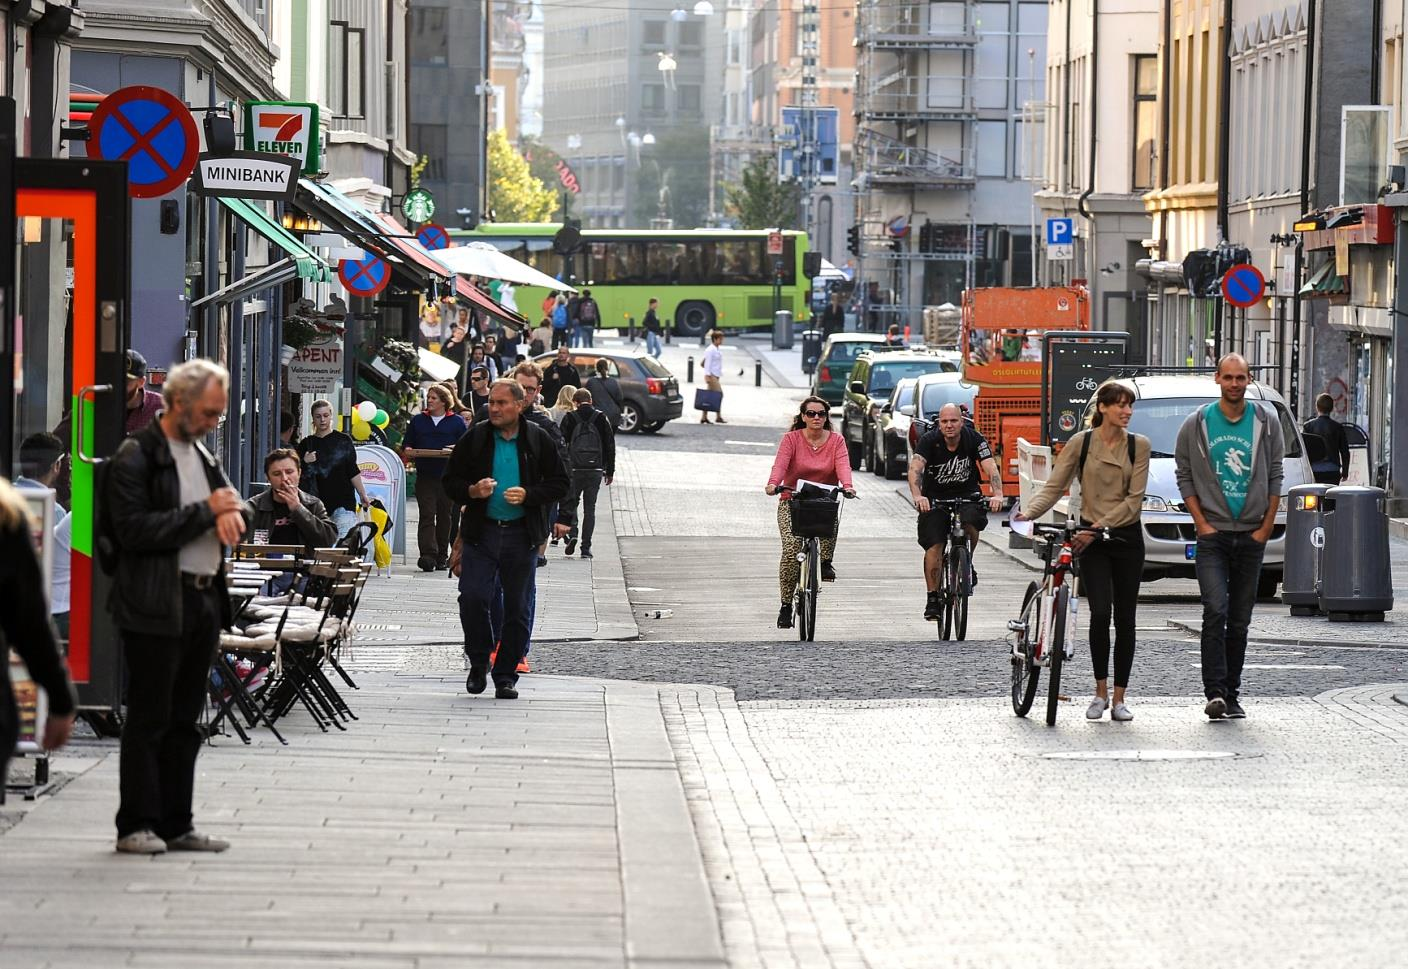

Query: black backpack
left=568, top=412, right=605, bottom=469
left=579, top=299, right=598, bottom=324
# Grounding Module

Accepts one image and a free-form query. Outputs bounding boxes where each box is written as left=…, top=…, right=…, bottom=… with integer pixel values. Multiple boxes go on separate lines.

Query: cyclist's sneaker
left=821, top=560, right=836, bottom=582
left=970, top=566, right=978, bottom=588
left=1111, top=702, right=1134, bottom=722
left=1204, top=696, right=1227, bottom=720
left=1224, top=697, right=1246, bottom=719
left=777, top=604, right=794, bottom=629
left=1085, top=697, right=1108, bottom=720
left=923, top=592, right=941, bottom=621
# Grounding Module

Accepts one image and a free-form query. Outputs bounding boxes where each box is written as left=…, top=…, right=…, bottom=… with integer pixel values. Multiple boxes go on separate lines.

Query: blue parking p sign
left=1046, top=218, right=1075, bottom=246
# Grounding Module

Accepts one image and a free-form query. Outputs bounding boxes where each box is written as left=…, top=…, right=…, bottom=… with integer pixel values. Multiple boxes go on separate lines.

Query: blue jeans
left=330, top=507, right=358, bottom=541
left=579, top=325, right=594, bottom=347
left=1194, top=530, right=1267, bottom=700
left=458, top=520, right=537, bottom=686
left=645, top=330, right=662, bottom=358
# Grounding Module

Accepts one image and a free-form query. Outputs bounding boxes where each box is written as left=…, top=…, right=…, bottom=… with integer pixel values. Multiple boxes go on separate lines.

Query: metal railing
left=853, top=129, right=974, bottom=187
left=858, top=75, right=976, bottom=118
left=856, top=0, right=978, bottom=46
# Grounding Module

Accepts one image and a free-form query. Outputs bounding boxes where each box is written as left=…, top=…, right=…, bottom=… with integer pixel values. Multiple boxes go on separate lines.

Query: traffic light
left=846, top=224, right=860, bottom=255
left=918, top=221, right=934, bottom=254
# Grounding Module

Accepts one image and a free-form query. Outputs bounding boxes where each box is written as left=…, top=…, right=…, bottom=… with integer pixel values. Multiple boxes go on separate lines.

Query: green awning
left=1300, top=259, right=1347, bottom=298
left=219, top=197, right=332, bottom=283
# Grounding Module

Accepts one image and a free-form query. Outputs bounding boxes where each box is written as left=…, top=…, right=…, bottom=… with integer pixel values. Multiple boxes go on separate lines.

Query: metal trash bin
left=1282, top=483, right=1330, bottom=616
left=1319, top=486, right=1394, bottom=621
left=772, top=310, right=794, bottom=350
left=801, top=329, right=823, bottom=375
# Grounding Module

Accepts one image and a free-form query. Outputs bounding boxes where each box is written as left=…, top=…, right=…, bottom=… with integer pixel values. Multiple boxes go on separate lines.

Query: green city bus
left=449, top=224, right=811, bottom=338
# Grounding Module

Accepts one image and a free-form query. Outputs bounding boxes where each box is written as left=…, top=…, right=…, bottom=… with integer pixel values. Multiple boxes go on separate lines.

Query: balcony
left=853, top=129, right=974, bottom=189
left=857, top=0, right=978, bottom=49
left=857, top=75, right=976, bottom=121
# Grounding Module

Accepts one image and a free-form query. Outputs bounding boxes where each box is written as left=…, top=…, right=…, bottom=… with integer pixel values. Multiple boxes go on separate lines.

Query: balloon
left=373, top=409, right=390, bottom=427
left=351, top=420, right=372, bottom=441
left=357, top=400, right=377, bottom=422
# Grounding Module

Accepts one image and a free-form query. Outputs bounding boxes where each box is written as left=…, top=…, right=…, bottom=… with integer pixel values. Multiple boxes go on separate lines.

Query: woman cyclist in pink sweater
left=765, top=396, right=856, bottom=628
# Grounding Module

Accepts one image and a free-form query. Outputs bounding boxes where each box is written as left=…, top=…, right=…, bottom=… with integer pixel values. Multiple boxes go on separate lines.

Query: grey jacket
left=244, top=488, right=339, bottom=550
left=1174, top=401, right=1285, bottom=531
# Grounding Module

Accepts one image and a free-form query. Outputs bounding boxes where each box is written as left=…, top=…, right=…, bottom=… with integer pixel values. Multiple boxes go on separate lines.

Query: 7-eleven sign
left=243, top=101, right=321, bottom=175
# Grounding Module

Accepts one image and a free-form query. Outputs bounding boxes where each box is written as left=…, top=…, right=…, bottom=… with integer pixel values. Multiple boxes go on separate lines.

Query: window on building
left=410, top=7, right=448, bottom=64
left=1132, top=54, right=1157, bottom=191
left=410, top=124, right=448, bottom=182
left=643, top=84, right=666, bottom=114
left=329, top=22, right=366, bottom=118
left=677, top=84, right=701, bottom=115
left=679, top=21, right=703, bottom=48
left=643, top=21, right=666, bottom=46
left=975, top=120, right=1007, bottom=177
left=975, top=2, right=1009, bottom=110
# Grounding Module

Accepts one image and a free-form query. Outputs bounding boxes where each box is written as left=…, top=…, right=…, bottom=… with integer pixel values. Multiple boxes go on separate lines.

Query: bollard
left=627, top=316, right=636, bottom=343
left=755, top=361, right=763, bottom=387
left=665, top=319, right=672, bottom=344
left=699, top=327, right=707, bottom=347
left=687, top=356, right=694, bottom=383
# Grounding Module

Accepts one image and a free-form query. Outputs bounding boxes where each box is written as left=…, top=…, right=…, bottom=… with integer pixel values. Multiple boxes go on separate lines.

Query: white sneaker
left=1111, top=702, right=1134, bottom=722
left=1085, top=697, right=1109, bottom=720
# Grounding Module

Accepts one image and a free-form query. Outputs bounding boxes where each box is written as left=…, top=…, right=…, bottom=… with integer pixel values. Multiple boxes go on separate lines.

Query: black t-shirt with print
left=268, top=498, right=304, bottom=547
left=914, top=425, right=993, bottom=499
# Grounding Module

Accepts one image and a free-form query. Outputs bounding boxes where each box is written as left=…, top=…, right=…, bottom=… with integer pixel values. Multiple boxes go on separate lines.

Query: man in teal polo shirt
left=443, top=379, right=570, bottom=698
left=1175, top=353, right=1284, bottom=721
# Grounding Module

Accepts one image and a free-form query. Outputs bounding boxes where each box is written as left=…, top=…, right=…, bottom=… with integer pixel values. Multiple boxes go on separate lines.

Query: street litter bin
left=1282, top=483, right=1330, bottom=616
left=1319, top=486, right=1394, bottom=621
left=801, top=329, right=823, bottom=375
left=772, top=310, right=794, bottom=350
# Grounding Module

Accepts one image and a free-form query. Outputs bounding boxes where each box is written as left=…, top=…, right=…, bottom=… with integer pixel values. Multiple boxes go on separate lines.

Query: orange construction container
left=960, top=286, right=1090, bottom=488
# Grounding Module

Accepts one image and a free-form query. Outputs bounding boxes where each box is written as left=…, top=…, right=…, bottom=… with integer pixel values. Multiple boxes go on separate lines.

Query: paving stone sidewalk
left=0, top=675, right=722, bottom=969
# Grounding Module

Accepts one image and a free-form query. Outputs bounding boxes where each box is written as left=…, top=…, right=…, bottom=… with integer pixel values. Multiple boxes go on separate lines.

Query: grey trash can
left=772, top=310, right=794, bottom=350
left=801, top=329, right=823, bottom=375
left=1319, top=486, right=1394, bottom=621
left=1282, top=483, right=1330, bottom=616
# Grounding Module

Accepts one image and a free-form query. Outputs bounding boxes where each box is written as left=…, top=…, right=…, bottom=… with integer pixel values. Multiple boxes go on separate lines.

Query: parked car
left=533, top=350, right=684, bottom=433
left=866, top=378, right=919, bottom=479
left=810, top=333, right=886, bottom=405
left=1076, top=374, right=1313, bottom=596
left=905, top=372, right=981, bottom=454
left=840, top=348, right=960, bottom=469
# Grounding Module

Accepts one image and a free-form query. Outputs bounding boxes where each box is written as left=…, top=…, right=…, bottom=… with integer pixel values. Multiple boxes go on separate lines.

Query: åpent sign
left=87, top=85, right=200, bottom=199
left=1221, top=264, right=1266, bottom=308
left=339, top=252, right=391, bottom=298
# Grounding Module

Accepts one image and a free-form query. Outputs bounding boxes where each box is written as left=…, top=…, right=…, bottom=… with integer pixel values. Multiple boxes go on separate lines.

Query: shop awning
left=1300, top=259, right=1348, bottom=299
left=366, top=211, right=528, bottom=327
left=219, top=197, right=331, bottom=283
left=297, top=179, right=432, bottom=288
left=190, top=257, right=306, bottom=311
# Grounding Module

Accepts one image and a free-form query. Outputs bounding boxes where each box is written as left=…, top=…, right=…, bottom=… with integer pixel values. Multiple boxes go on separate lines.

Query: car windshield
left=870, top=360, right=955, bottom=395
left=1117, top=396, right=1304, bottom=458
left=636, top=356, right=672, bottom=378
left=920, top=381, right=977, bottom=416
left=827, top=341, right=881, bottom=362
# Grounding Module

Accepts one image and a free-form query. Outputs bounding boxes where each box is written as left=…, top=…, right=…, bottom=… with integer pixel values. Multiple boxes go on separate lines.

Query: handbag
left=693, top=388, right=723, bottom=412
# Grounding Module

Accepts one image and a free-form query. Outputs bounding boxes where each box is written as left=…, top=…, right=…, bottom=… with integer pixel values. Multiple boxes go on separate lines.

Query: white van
left=1073, top=374, right=1315, bottom=598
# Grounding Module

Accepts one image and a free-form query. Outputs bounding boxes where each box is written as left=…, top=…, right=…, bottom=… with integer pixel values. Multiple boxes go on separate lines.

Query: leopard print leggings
left=777, top=499, right=836, bottom=602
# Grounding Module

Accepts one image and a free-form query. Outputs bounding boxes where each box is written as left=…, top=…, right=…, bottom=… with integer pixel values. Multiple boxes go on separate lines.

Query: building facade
left=851, top=0, right=1047, bottom=332
left=408, top=0, right=487, bottom=225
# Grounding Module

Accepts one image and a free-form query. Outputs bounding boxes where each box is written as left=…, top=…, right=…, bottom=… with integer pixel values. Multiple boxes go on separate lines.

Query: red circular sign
left=417, top=224, right=450, bottom=250
left=87, top=86, right=199, bottom=199
left=1221, top=264, right=1266, bottom=308
left=338, top=253, right=391, bottom=297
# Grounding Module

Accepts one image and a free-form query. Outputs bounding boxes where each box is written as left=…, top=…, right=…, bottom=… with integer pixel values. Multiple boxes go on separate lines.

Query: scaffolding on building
left=852, top=0, right=979, bottom=338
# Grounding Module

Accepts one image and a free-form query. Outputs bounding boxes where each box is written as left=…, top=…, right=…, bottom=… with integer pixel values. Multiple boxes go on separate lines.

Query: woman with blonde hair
left=0, top=477, right=76, bottom=784
left=550, top=385, right=578, bottom=423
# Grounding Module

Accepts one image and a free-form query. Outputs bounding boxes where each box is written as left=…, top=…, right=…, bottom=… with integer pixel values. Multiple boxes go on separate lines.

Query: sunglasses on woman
left=803, top=410, right=827, bottom=418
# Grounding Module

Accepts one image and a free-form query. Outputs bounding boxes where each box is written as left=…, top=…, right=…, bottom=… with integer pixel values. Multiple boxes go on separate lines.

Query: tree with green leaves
left=486, top=129, right=557, bottom=222
left=725, top=155, right=801, bottom=230
left=519, top=135, right=574, bottom=220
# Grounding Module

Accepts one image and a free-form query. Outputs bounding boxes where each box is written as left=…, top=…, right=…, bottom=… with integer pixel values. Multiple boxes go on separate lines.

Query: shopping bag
left=693, top=388, right=722, bottom=412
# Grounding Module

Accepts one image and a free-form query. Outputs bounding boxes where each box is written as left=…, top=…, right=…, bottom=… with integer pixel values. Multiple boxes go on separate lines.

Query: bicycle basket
left=790, top=496, right=840, bottom=538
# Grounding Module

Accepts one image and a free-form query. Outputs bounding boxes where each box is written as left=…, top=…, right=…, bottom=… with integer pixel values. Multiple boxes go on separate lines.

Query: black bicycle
left=926, top=496, right=985, bottom=641
left=787, top=488, right=852, bottom=642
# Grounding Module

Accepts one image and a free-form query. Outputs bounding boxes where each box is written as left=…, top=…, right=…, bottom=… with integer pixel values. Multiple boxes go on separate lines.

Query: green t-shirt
left=1204, top=402, right=1254, bottom=519
left=486, top=432, right=525, bottom=521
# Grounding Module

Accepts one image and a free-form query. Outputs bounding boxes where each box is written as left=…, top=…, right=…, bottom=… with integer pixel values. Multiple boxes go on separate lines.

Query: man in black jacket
left=559, top=389, right=615, bottom=559
left=443, top=378, right=570, bottom=698
left=541, top=345, right=580, bottom=406
left=104, top=359, right=248, bottom=855
left=1303, top=392, right=1350, bottom=485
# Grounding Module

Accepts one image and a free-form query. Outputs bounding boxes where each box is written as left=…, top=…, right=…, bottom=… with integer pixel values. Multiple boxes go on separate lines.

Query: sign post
left=338, top=253, right=392, bottom=298
left=416, top=223, right=450, bottom=250
left=402, top=188, right=436, bottom=224
left=243, top=101, right=321, bottom=174
left=1045, top=217, right=1075, bottom=262
left=86, top=86, right=200, bottom=198
left=285, top=336, right=343, bottom=394
left=190, top=150, right=300, bottom=201
left=1220, top=264, right=1266, bottom=307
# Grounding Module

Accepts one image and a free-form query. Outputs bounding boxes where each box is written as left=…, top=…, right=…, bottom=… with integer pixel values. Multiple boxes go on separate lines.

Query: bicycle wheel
left=795, top=545, right=811, bottom=643
left=939, top=552, right=953, bottom=641
left=1012, top=581, right=1041, bottom=717
left=951, top=545, right=970, bottom=641
left=803, top=539, right=820, bottom=642
left=1045, top=586, right=1068, bottom=726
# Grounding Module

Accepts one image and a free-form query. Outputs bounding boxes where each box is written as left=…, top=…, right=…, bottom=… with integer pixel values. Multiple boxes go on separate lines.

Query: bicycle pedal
left=1006, top=619, right=1025, bottom=633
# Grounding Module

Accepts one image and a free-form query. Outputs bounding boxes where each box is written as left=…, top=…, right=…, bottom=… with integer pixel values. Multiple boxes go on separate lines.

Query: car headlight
left=1142, top=495, right=1171, bottom=512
